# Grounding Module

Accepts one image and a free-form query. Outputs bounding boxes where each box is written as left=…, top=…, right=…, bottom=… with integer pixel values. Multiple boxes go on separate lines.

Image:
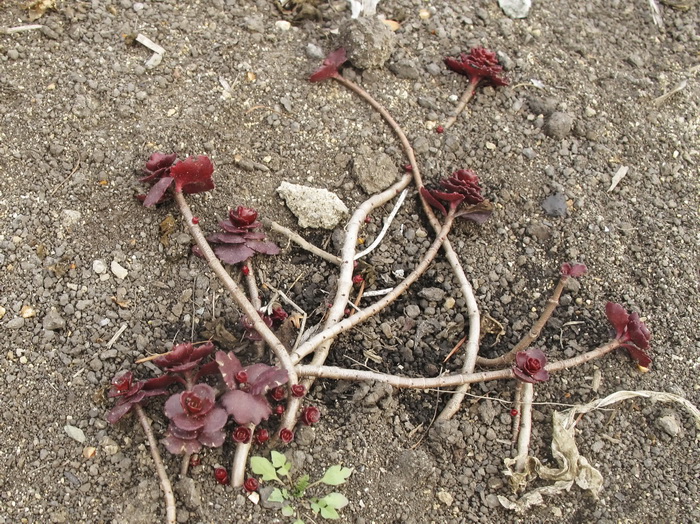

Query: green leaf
left=282, top=505, right=295, bottom=517
left=292, top=520, right=304, bottom=524
left=319, top=465, right=353, bottom=486
left=268, top=488, right=286, bottom=503
left=278, top=460, right=292, bottom=478
left=310, top=501, right=321, bottom=514
left=320, top=506, right=340, bottom=520
left=250, top=456, right=280, bottom=482
left=271, top=450, right=288, bottom=469
left=320, top=492, right=349, bottom=510
left=295, top=474, right=310, bottom=494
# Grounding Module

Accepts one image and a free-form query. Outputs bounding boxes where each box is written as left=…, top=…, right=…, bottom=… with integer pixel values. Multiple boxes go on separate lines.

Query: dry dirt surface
left=1, top=0, right=699, bottom=523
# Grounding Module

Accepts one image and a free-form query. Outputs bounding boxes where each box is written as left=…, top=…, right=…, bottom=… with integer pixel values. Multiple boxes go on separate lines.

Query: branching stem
left=443, top=78, right=479, bottom=130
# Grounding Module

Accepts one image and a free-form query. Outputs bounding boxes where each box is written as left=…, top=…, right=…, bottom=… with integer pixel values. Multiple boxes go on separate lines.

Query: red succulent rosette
left=152, top=341, right=216, bottom=374
left=232, top=426, right=252, bottom=444
left=106, top=372, right=175, bottom=424
left=301, top=406, right=321, bottom=426
left=605, top=302, right=652, bottom=369
left=513, top=348, right=550, bottom=383
left=309, top=48, right=347, bottom=83
left=244, top=477, right=260, bottom=492
left=444, top=47, right=509, bottom=87
left=420, top=169, right=493, bottom=223
left=560, top=262, right=588, bottom=278
left=279, top=428, right=294, bottom=444
left=138, top=152, right=215, bottom=207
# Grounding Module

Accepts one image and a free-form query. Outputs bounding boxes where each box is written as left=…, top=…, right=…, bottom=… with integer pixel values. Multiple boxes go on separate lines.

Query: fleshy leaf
left=199, top=428, right=226, bottom=448
left=220, top=390, right=272, bottom=425
left=143, top=177, right=174, bottom=207
left=163, top=434, right=202, bottom=455
left=216, top=350, right=243, bottom=390
left=170, top=155, right=215, bottom=194
left=456, top=200, right=494, bottom=224
left=605, top=302, right=629, bottom=338
left=247, top=366, right=289, bottom=397
left=309, top=48, right=347, bottom=82
left=246, top=239, right=281, bottom=255
left=419, top=186, right=447, bottom=216
left=213, top=243, right=256, bottom=265
left=106, top=401, right=137, bottom=424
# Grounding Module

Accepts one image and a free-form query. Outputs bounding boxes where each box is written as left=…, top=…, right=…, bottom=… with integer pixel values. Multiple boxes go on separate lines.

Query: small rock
left=436, top=490, right=454, bottom=506
left=20, top=305, right=36, bottom=318
left=498, top=0, right=531, bottom=19
left=93, top=259, right=107, bottom=274
left=277, top=182, right=348, bottom=230
left=0, top=306, right=5, bottom=320
left=64, top=425, right=86, bottom=443
left=418, top=287, right=445, bottom=302
left=306, top=43, right=325, bottom=60
left=626, top=54, right=644, bottom=68
left=657, top=414, right=682, bottom=437
left=275, top=20, right=291, bottom=31
left=6, top=317, right=25, bottom=329
left=405, top=304, right=421, bottom=318
left=478, top=401, right=498, bottom=425
left=353, top=146, right=398, bottom=194
left=43, top=308, right=66, bottom=331
left=389, top=60, right=420, bottom=80
left=62, top=209, right=82, bottom=228
left=339, top=17, right=395, bottom=69
left=484, top=493, right=502, bottom=509
left=544, top=112, right=574, bottom=139
left=528, top=96, right=558, bottom=116
left=7, top=49, right=19, bottom=60
left=542, top=193, right=568, bottom=217
left=111, top=260, right=128, bottom=279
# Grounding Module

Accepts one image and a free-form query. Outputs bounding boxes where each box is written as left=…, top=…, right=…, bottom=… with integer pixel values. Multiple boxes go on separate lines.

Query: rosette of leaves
left=163, top=384, right=228, bottom=454
left=420, top=169, right=494, bottom=223
left=512, top=348, right=550, bottom=383
left=152, top=341, right=219, bottom=383
left=242, top=306, right=289, bottom=341
left=106, top=371, right=176, bottom=424
left=605, top=302, right=652, bottom=369
left=444, top=47, right=509, bottom=88
left=217, top=350, right=288, bottom=425
left=138, top=152, right=215, bottom=207
left=201, top=206, right=280, bottom=265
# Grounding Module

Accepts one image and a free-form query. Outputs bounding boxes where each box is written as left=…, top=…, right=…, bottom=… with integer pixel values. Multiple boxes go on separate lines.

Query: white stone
left=111, top=260, right=128, bottom=279
left=62, top=209, right=82, bottom=228
left=93, top=259, right=107, bottom=274
left=498, top=0, right=531, bottom=19
left=277, top=182, right=348, bottom=230
left=64, top=425, right=86, bottom=443
left=275, top=20, right=291, bottom=31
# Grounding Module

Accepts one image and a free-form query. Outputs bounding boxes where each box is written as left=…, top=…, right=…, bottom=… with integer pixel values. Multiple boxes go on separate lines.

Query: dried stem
left=477, top=275, right=569, bottom=367
left=135, top=405, right=176, bottom=524
left=243, top=260, right=261, bottom=309
left=180, top=453, right=191, bottom=478
left=290, top=209, right=456, bottom=364
left=231, top=427, right=254, bottom=488
left=443, top=79, right=478, bottom=130
left=511, top=381, right=523, bottom=445
left=334, top=71, right=481, bottom=421
left=514, top=382, right=534, bottom=472
left=296, top=339, right=622, bottom=388
left=174, top=192, right=298, bottom=384
left=263, top=219, right=342, bottom=265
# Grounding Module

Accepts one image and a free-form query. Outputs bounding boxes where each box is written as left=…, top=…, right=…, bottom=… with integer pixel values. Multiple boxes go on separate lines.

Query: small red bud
left=352, top=274, right=364, bottom=285
left=244, top=477, right=259, bottom=492
left=344, top=308, right=351, bottom=317
left=191, top=216, right=200, bottom=225
left=214, top=467, right=229, bottom=485
left=291, top=384, right=306, bottom=398
left=364, top=216, right=372, bottom=223
left=510, top=408, right=519, bottom=417
left=254, top=428, right=270, bottom=444
left=301, top=405, right=321, bottom=426
left=270, top=386, right=285, bottom=402
left=403, top=163, right=413, bottom=172
left=232, top=426, right=252, bottom=444
left=241, top=265, right=250, bottom=276
left=274, top=404, right=285, bottom=415
left=279, top=428, right=294, bottom=444
left=436, top=125, right=444, bottom=134
left=235, top=370, right=248, bottom=384
left=189, top=454, right=201, bottom=467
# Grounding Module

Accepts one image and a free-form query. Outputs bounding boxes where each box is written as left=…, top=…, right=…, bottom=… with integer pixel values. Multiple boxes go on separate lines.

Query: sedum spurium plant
left=106, top=44, right=666, bottom=523
left=251, top=451, right=353, bottom=523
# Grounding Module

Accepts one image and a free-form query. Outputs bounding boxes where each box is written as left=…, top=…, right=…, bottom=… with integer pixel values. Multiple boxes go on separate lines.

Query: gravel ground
left=1, top=0, right=698, bottom=523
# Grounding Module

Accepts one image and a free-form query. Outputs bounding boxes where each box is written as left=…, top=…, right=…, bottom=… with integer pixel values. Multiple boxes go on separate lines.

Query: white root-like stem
left=514, top=383, right=534, bottom=472
left=263, top=219, right=342, bottom=265
left=174, top=192, right=298, bottom=385
left=231, top=427, right=254, bottom=488
left=296, top=339, right=622, bottom=388
left=354, top=188, right=408, bottom=260
left=290, top=210, right=456, bottom=365
left=135, top=405, right=176, bottom=524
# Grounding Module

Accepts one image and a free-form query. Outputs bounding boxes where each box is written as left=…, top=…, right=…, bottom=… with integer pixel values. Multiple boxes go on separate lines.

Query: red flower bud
left=291, top=384, right=306, bottom=398
left=513, top=348, right=550, bottom=383
left=270, top=386, right=286, bottom=402
left=214, top=467, right=229, bottom=485
left=352, top=274, right=364, bottom=285
left=510, top=409, right=519, bottom=417
left=279, top=428, right=294, bottom=444
left=232, top=426, right=252, bottom=444
left=189, top=454, right=201, bottom=467
left=244, top=477, right=259, bottom=492
left=254, top=428, right=270, bottom=445
left=235, top=370, right=248, bottom=384
left=436, top=125, right=444, bottom=134
left=274, top=404, right=285, bottom=415
left=301, top=406, right=321, bottom=426
left=241, top=265, right=250, bottom=276
left=191, top=216, right=200, bottom=225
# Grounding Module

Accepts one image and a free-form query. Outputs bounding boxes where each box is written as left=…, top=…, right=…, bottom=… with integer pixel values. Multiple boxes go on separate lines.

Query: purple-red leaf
left=143, top=177, right=174, bottom=207
left=246, top=239, right=281, bottom=255
left=198, top=428, right=226, bottom=448
left=420, top=186, right=447, bottom=216
left=206, top=233, right=247, bottom=244
left=605, top=302, right=629, bottom=339
left=310, top=48, right=347, bottom=82
left=444, top=47, right=509, bottom=87
left=163, top=434, right=202, bottom=455
left=220, top=390, right=272, bottom=426
left=247, top=366, right=289, bottom=396
left=216, top=350, right=243, bottom=390
left=170, top=155, right=215, bottom=194
left=106, top=400, right=137, bottom=424
left=213, top=244, right=256, bottom=265
left=561, top=262, right=588, bottom=278
left=513, top=348, right=550, bottom=383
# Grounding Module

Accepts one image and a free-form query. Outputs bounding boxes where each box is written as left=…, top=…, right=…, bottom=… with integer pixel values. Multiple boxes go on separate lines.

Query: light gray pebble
left=306, top=43, right=325, bottom=59
left=6, top=317, right=25, bottom=329
left=522, top=147, right=536, bottom=159
left=389, top=60, right=420, bottom=80
left=7, top=49, right=19, bottom=60
left=542, top=193, right=568, bottom=217
left=43, top=309, right=66, bottom=331
left=544, top=112, right=574, bottom=139
left=657, top=414, right=682, bottom=437
left=405, top=304, right=421, bottom=318
left=93, top=260, right=107, bottom=274
left=418, top=287, right=445, bottom=302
